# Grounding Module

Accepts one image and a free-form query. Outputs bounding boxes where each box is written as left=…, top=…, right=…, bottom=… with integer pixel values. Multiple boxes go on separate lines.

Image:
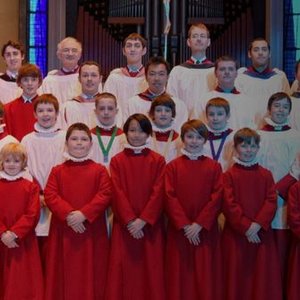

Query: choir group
left=0, top=22, right=300, bottom=300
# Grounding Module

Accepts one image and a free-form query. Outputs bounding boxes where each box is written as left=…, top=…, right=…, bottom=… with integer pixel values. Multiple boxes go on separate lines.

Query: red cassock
left=222, top=163, right=282, bottom=300
left=0, top=178, right=43, bottom=300
left=44, top=160, right=112, bottom=300
left=106, top=148, right=166, bottom=300
left=164, top=155, right=223, bottom=300
left=287, top=181, right=300, bottom=300
left=4, top=96, right=37, bottom=141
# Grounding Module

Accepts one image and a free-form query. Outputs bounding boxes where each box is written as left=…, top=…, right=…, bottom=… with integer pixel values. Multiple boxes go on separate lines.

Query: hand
left=131, top=229, right=145, bottom=239
left=245, top=222, right=261, bottom=237
left=67, top=211, right=86, bottom=227
left=40, top=194, right=46, bottom=207
left=1, top=231, right=19, bottom=248
left=247, top=232, right=261, bottom=244
left=127, top=218, right=146, bottom=238
left=184, top=223, right=202, bottom=246
left=67, top=211, right=86, bottom=233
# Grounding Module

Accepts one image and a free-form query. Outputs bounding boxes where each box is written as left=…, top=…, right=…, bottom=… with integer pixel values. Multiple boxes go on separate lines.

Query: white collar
left=34, top=122, right=60, bottom=134
left=63, top=151, right=92, bottom=162
left=151, top=121, right=174, bottom=133
left=81, top=92, right=98, bottom=100
left=191, top=56, right=207, bottom=63
left=233, top=156, right=258, bottom=167
left=95, top=119, right=116, bottom=131
left=6, top=70, right=18, bottom=79
left=148, top=88, right=166, bottom=97
left=124, top=138, right=151, bottom=154
left=22, top=94, right=36, bottom=103
left=0, top=124, right=6, bottom=133
left=0, top=170, right=26, bottom=181
left=264, top=116, right=289, bottom=128
left=181, top=148, right=204, bottom=160
left=206, top=124, right=229, bottom=134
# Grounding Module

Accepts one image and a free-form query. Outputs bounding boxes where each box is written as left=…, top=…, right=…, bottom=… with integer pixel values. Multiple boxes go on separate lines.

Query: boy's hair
left=1, top=40, right=25, bottom=57
left=149, top=94, right=176, bottom=119
left=123, top=33, right=147, bottom=48
left=79, top=60, right=101, bottom=76
left=248, top=37, right=270, bottom=52
left=233, top=128, right=260, bottom=148
left=123, top=113, right=152, bottom=136
left=214, top=55, right=238, bottom=71
left=205, top=97, right=230, bottom=116
left=66, top=123, right=92, bottom=142
left=57, top=37, right=82, bottom=53
left=17, top=63, right=42, bottom=85
left=295, top=59, right=300, bottom=75
left=34, top=94, right=60, bottom=113
left=267, top=92, right=292, bottom=113
left=145, top=56, right=170, bottom=75
left=95, top=92, right=117, bottom=108
left=0, top=101, right=4, bottom=118
left=0, top=142, right=27, bottom=170
left=180, top=119, right=208, bottom=142
left=187, top=23, right=210, bottom=38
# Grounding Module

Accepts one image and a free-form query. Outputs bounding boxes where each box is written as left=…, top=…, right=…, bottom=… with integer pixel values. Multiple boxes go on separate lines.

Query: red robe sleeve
left=0, top=220, right=7, bottom=236
left=44, top=167, right=74, bottom=221
left=223, top=172, right=252, bottom=234
left=165, top=162, right=191, bottom=230
left=139, top=157, right=166, bottom=226
left=254, top=171, right=277, bottom=230
left=195, top=163, right=223, bottom=230
left=3, top=103, right=12, bottom=135
left=275, top=173, right=297, bottom=200
left=80, top=165, right=112, bottom=223
left=288, top=182, right=300, bottom=238
left=10, top=183, right=40, bottom=239
left=110, top=158, right=137, bottom=225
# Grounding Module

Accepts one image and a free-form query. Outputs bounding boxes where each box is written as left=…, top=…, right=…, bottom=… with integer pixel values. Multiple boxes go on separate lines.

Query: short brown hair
left=188, top=23, right=210, bottom=38
left=205, top=97, right=230, bottom=116
left=214, top=55, right=238, bottom=71
left=66, top=123, right=92, bottom=142
left=17, top=63, right=42, bottom=85
left=248, top=37, right=270, bottom=52
left=149, top=94, right=176, bottom=119
left=267, top=92, right=292, bottom=113
left=34, top=94, right=59, bottom=113
left=123, top=33, right=147, bottom=48
left=95, top=92, right=117, bottom=108
left=233, top=128, right=260, bottom=148
left=1, top=40, right=25, bottom=57
left=181, top=119, right=208, bottom=142
left=0, top=142, right=27, bottom=170
left=145, top=56, right=170, bottom=75
left=79, top=60, right=101, bottom=76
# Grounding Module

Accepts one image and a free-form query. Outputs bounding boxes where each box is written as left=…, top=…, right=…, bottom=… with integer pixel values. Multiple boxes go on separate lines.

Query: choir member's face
left=215, top=60, right=237, bottom=86
left=19, top=76, right=40, bottom=98
left=3, top=46, right=24, bottom=73
left=183, top=129, right=205, bottom=153
left=66, top=130, right=92, bottom=158
left=95, top=97, right=118, bottom=126
left=146, top=64, right=168, bottom=94
left=153, top=105, right=173, bottom=129
left=206, top=106, right=229, bottom=131
left=126, top=119, right=148, bottom=147
left=58, top=40, right=82, bottom=70
left=79, top=64, right=102, bottom=96
left=34, top=103, right=58, bottom=129
left=235, top=139, right=259, bottom=162
left=269, top=98, right=291, bottom=124
left=2, top=154, right=23, bottom=176
left=187, top=27, right=210, bottom=53
left=123, top=39, right=146, bottom=65
left=248, top=40, right=270, bottom=68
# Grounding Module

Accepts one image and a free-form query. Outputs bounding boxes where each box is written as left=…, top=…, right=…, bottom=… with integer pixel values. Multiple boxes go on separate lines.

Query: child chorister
left=149, top=95, right=181, bottom=163
left=90, top=92, right=126, bottom=168
left=106, top=114, right=166, bottom=300
left=44, top=123, right=112, bottom=300
left=0, top=143, right=43, bottom=299
left=165, top=119, right=223, bottom=300
left=222, top=128, right=282, bottom=300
